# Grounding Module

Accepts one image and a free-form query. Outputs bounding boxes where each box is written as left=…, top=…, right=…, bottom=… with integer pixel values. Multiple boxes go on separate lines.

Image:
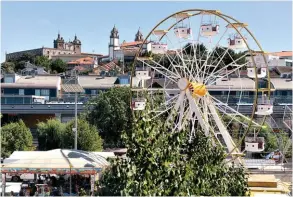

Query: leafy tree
left=36, top=118, right=103, bottom=151
left=34, top=55, right=52, bottom=71
left=86, top=87, right=132, bottom=149
left=99, top=111, right=249, bottom=196
left=36, top=119, right=66, bottom=150
left=11, top=53, right=36, bottom=71
left=50, top=58, right=67, bottom=73
left=64, top=118, right=103, bottom=151
left=1, top=120, right=34, bottom=158
left=1, top=61, right=15, bottom=73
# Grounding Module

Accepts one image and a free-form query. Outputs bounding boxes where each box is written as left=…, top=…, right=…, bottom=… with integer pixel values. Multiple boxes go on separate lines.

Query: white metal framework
left=130, top=9, right=272, bottom=162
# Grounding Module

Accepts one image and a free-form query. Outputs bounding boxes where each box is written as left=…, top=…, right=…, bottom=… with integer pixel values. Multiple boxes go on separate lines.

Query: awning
left=1, top=149, right=109, bottom=175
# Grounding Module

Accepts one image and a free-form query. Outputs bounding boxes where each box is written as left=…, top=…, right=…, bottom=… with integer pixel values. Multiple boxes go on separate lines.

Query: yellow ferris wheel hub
left=189, top=82, right=207, bottom=97
left=177, top=78, right=207, bottom=97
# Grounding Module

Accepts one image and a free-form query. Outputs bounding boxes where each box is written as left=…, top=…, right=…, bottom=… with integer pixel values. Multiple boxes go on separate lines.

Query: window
left=4, top=77, right=13, bottom=83
left=19, top=89, right=24, bottom=95
left=1, top=89, right=4, bottom=94
left=35, top=89, right=40, bottom=96
left=91, top=90, right=97, bottom=95
left=286, top=61, right=292, bottom=67
left=41, top=89, right=50, bottom=96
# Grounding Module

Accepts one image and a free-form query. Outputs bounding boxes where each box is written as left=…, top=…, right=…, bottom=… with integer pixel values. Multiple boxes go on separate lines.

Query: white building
left=246, top=51, right=292, bottom=68
left=108, top=26, right=152, bottom=61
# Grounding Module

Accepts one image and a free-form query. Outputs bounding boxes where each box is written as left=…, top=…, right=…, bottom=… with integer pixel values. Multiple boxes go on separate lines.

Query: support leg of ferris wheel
left=207, top=97, right=243, bottom=164
left=186, top=90, right=210, bottom=136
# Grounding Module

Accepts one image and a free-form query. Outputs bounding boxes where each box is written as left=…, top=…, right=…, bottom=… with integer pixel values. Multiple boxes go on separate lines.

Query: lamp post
left=62, top=69, right=84, bottom=151
left=74, top=71, right=78, bottom=150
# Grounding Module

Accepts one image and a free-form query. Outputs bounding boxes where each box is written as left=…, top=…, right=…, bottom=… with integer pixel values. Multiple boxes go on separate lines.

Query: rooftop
left=68, top=57, right=95, bottom=65
left=270, top=51, right=292, bottom=57
left=1, top=75, right=61, bottom=89
left=270, top=78, right=292, bottom=90
left=78, top=76, right=118, bottom=88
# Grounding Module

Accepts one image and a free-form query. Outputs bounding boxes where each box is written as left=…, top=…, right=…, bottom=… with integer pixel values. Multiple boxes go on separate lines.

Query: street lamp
left=61, top=70, right=84, bottom=150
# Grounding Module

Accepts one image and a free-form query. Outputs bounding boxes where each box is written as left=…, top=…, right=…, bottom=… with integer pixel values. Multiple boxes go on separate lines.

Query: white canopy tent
left=1, top=149, right=109, bottom=174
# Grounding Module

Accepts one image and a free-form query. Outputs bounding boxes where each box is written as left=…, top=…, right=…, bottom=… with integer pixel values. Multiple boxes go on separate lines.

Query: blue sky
left=1, top=1, right=292, bottom=61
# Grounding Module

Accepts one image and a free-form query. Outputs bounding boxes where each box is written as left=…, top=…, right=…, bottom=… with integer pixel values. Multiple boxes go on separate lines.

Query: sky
left=1, top=1, right=292, bottom=61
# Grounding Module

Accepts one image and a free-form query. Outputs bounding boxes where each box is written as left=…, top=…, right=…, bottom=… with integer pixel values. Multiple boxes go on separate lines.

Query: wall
left=6, top=48, right=43, bottom=61
left=2, top=88, right=57, bottom=99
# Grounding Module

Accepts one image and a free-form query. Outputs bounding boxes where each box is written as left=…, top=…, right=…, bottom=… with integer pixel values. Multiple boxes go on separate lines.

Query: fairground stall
left=1, top=149, right=109, bottom=196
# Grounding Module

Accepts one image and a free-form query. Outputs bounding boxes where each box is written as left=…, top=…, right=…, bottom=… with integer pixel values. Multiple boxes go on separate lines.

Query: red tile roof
left=270, top=51, right=292, bottom=57
left=67, top=57, right=94, bottom=65
left=121, top=41, right=144, bottom=47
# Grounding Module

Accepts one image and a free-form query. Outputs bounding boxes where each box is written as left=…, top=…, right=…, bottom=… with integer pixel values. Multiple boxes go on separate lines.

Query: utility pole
left=74, top=70, right=78, bottom=150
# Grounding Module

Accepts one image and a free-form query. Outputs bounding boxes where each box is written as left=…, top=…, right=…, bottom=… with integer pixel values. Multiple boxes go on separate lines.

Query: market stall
left=1, top=149, right=109, bottom=196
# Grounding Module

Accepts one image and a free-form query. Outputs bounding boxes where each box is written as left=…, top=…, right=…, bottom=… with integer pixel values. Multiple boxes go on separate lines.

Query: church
left=107, top=25, right=152, bottom=61
left=5, top=33, right=102, bottom=62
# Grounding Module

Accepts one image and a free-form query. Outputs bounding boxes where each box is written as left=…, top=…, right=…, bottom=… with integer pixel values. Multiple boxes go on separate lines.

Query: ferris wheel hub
left=177, top=78, right=189, bottom=90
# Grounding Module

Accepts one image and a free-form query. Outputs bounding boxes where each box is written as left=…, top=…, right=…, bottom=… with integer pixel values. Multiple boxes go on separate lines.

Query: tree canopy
left=86, top=87, right=132, bottom=149
left=2, top=54, right=67, bottom=74
left=37, top=119, right=66, bottom=151
left=1, top=120, right=34, bottom=158
left=50, top=58, right=67, bottom=73
left=64, top=118, right=103, bottom=151
left=99, top=110, right=249, bottom=196
left=37, top=118, right=103, bottom=151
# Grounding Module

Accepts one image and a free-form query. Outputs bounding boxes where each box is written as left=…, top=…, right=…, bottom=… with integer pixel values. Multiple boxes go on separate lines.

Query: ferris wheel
left=130, top=9, right=273, bottom=163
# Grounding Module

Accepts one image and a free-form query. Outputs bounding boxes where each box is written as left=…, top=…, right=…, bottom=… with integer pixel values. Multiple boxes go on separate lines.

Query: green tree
left=1, top=120, right=34, bottom=158
left=86, top=87, right=132, bottom=149
left=1, top=61, right=15, bottom=73
left=34, top=56, right=52, bottom=71
left=50, top=58, right=67, bottom=73
left=99, top=111, right=249, bottom=196
left=36, top=119, right=66, bottom=150
left=64, top=118, right=103, bottom=151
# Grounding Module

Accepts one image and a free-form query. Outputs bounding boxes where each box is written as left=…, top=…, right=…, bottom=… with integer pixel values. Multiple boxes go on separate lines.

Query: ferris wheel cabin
left=245, top=137, right=265, bottom=152
left=131, top=98, right=146, bottom=111
left=151, top=42, right=168, bottom=54
left=135, top=68, right=151, bottom=80
left=228, top=35, right=247, bottom=49
left=247, top=67, right=267, bottom=78
left=200, top=24, right=219, bottom=37
left=255, top=104, right=273, bottom=116
left=174, top=27, right=192, bottom=39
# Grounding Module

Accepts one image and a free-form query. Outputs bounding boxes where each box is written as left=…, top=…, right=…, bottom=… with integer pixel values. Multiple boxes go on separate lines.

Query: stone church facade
left=6, top=33, right=82, bottom=61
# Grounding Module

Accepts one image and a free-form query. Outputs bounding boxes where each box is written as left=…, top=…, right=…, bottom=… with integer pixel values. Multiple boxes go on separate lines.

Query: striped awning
left=62, top=84, right=84, bottom=93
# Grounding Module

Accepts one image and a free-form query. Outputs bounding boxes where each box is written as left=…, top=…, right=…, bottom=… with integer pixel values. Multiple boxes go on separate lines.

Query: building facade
left=108, top=26, right=152, bottom=61
left=5, top=33, right=102, bottom=61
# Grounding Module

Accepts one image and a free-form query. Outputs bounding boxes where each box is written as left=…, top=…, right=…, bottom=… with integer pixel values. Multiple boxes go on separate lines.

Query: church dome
left=73, top=35, right=81, bottom=44
left=110, top=25, right=119, bottom=38
left=135, top=28, right=143, bottom=42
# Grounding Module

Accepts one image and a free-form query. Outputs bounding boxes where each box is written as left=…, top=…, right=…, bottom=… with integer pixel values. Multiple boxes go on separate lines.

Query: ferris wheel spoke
left=201, top=27, right=229, bottom=68
left=209, top=95, right=261, bottom=128
left=164, top=51, right=182, bottom=77
left=139, top=59, right=180, bottom=82
left=180, top=45, right=199, bottom=80
left=205, top=53, right=249, bottom=85
left=207, top=61, right=249, bottom=85
left=167, top=91, right=185, bottom=122
left=186, top=90, right=210, bottom=135
left=164, top=34, right=189, bottom=78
